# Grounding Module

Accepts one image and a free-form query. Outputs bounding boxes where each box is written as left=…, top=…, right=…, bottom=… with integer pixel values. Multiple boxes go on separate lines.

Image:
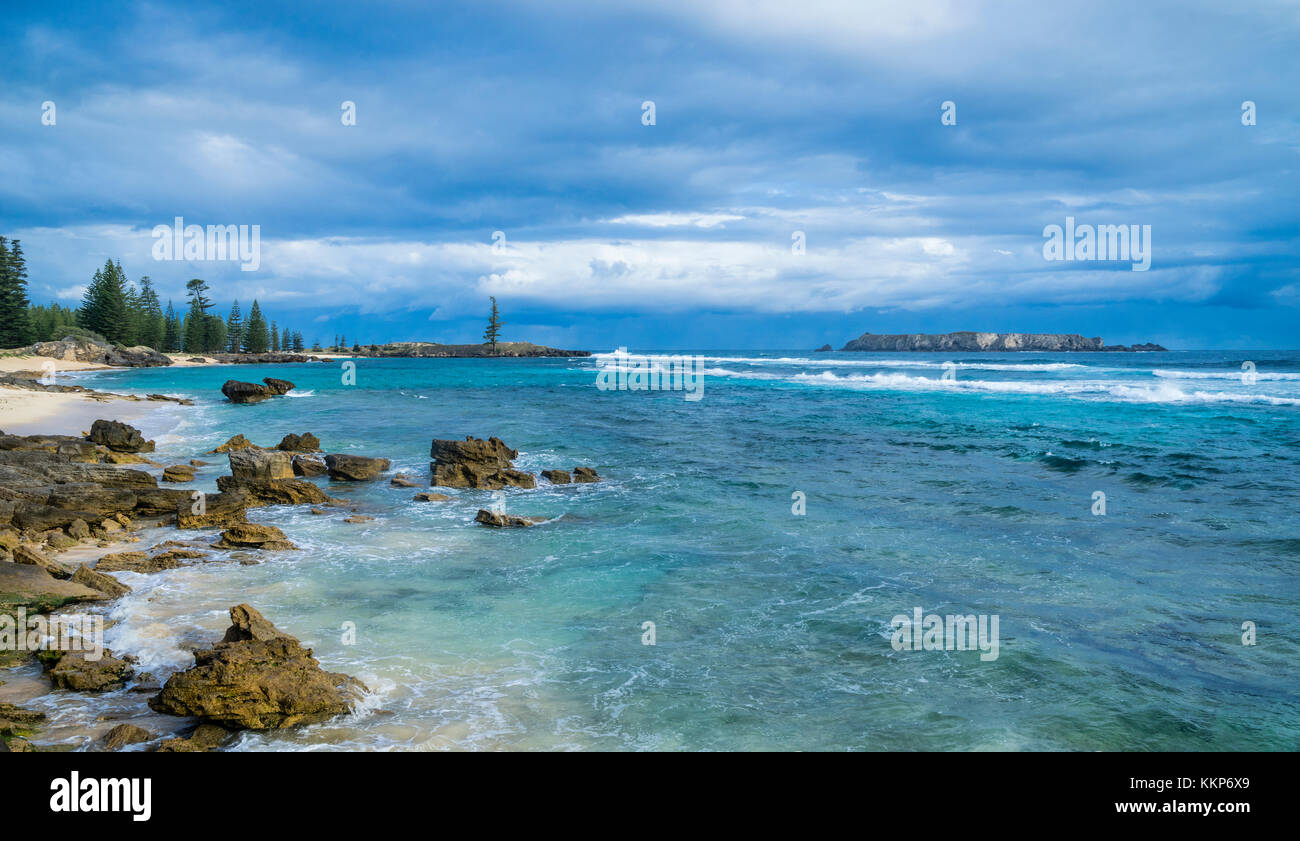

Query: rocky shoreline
left=1, top=407, right=603, bottom=751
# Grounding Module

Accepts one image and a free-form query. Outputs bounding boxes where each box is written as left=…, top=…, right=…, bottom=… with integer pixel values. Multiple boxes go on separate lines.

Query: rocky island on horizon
left=838, top=331, right=1167, bottom=352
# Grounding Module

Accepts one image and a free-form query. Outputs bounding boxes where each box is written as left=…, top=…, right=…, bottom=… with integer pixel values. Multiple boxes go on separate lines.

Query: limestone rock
left=572, top=467, right=602, bottom=483
left=212, top=523, right=298, bottom=551
left=324, top=454, right=391, bottom=481
left=541, top=469, right=571, bottom=484
left=99, top=723, right=151, bottom=751
left=227, top=449, right=293, bottom=481
left=474, top=509, right=545, bottom=528
left=276, top=433, right=321, bottom=452
left=149, top=605, right=366, bottom=730
left=162, top=464, right=195, bottom=483
left=86, top=420, right=155, bottom=453
left=71, top=564, right=131, bottom=597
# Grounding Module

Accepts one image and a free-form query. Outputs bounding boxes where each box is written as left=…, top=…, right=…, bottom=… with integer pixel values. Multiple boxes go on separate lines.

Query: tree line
left=0, top=241, right=314, bottom=354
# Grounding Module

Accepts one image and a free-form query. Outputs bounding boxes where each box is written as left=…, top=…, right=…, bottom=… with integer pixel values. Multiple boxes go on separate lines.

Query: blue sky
left=2, top=0, right=1297, bottom=349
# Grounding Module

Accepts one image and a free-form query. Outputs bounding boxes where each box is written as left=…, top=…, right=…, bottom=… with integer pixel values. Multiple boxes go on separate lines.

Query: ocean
left=24, top=349, right=1300, bottom=750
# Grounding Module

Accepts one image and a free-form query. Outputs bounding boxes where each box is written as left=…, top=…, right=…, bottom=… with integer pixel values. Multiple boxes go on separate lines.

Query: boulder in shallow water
left=412, top=492, right=452, bottom=502
left=215, top=475, right=330, bottom=506
left=262, top=377, right=295, bottom=395
left=276, top=433, right=321, bottom=452
left=292, top=455, right=328, bottom=477
left=541, top=469, right=571, bottom=484
left=212, top=523, right=298, bottom=551
left=162, top=464, right=195, bottom=483
left=324, top=454, right=391, bottom=481
left=149, top=605, right=367, bottom=730
left=221, top=380, right=275, bottom=404
left=175, top=490, right=250, bottom=529
left=429, top=436, right=535, bottom=489
left=572, top=467, right=601, bottom=483
left=474, top=509, right=545, bottom=528
left=209, top=434, right=261, bottom=453
left=71, top=564, right=131, bottom=597
left=43, top=649, right=134, bottom=692
left=86, top=419, right=155, bottom=453
left=0, top=562, right=107, bottom=613
left=99, top=723, right=151, bottom=751
left=227, top=449, right=293, bottom=481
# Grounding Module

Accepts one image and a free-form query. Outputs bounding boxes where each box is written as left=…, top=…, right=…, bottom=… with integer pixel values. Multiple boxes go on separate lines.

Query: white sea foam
left=1152, top=369, right=1300, bottom=381
left=699, top=366, right=1300, bottom=406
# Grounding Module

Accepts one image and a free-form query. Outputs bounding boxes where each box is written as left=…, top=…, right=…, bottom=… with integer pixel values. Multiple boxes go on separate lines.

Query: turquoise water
left=44, top=350, right=1300, bottom=750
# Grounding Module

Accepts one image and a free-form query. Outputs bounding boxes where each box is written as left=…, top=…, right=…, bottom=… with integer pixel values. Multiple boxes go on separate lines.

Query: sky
left=1, top=0, right=1297, bottom=350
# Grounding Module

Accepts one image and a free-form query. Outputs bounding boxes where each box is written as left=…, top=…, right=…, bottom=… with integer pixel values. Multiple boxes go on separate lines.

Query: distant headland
left=838, top=332, right=1166, bottom=352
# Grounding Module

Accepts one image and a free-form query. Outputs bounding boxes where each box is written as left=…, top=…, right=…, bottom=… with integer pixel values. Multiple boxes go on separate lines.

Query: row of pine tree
left=0, top=238, right=322, bottom=354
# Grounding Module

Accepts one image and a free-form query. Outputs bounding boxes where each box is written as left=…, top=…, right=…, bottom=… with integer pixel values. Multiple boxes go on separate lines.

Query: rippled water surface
left=28, top=350, right=1300, bottom=750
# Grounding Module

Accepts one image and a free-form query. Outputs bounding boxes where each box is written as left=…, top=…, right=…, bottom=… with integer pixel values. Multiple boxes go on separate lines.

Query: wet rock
left=541, top=469, right=571, bottom=484
left=0, top=563, right=108, bottom=613
left=209, top=434, right=260, bottom=453
left=99, top=723, right=151, bottom=751
left=430, top=436, right=536, bottom=489
left=176, top=489, right=249, bottom=529
left=292, top=455, right=328, bottom=477
left=262, top=377, right=295, bottom=395
left=102, top=451, right=153, bottom=465
left=412, top=492, right=452, bottom=502
left=132, top=487, right=194, bottom=517
left=86, top=419, right=155, bottom=453
left=44, top=650, right=134, bottom=692
left=71, top=564, right=131, bottom=598
left=149, top=605, right=367, bottom=730
left=162, top=464, right=195, bottom=483
left=572, top=467, right=602, bottom=483
left=215, top=475, right=330, bottom=506
left=474, top=509, right=545, bottom=528
left=342, top=515, right=374, bottom=524
left=389, top=474, right=420, bottom=488
left=324, top=454, right=391, bottom=481
left=227, top=449, right=293, bottom=481
left=189, top=459, right=209, bottom=467
left=212, top=523, right=298, bottom=551
left=45, top=532, right=78, bottom=550
left=221, top=378, right=295, bottom=403
left=309, top=508, right=327, bottom=515
left=156, top=723, right=232, bottom=752
left=13, top=543, right=72, bottom=579
left=276, top=433, right=321, bottom=452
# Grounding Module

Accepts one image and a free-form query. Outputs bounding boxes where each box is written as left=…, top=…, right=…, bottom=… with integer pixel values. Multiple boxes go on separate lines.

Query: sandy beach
left=0, top=354, right=163, bottom=435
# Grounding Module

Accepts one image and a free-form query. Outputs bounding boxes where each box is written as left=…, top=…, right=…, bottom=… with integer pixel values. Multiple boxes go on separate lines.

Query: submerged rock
left=389, top=474, right=420, bottom=488
left=149, top=605, right=367, bottom=730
